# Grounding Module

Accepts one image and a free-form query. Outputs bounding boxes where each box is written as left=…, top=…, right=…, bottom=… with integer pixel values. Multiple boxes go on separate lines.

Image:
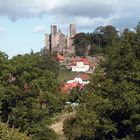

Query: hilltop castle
left=45, top=24, right=77, bottom=55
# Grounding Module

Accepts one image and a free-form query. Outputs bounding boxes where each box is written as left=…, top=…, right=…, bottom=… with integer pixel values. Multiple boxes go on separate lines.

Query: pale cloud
left=0, top=0, right=63, bottom=21
left=0, top=0, right=47, bottom=21
left=0, top=0, right=140, bottom=29
left=34, top=26, right=46, bottom=33
left=0, top=27, right=6, bottom=32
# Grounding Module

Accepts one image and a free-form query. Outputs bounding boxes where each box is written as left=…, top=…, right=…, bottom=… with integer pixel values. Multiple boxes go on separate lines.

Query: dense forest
left=0, top=23, right=140, bottom=140
left=64, top=24, right=140, bottom=139
left=0, top=52, right=65, bottom=139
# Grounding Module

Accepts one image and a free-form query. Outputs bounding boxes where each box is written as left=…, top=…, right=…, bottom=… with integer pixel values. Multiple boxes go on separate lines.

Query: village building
left=66, top=77, right=90, bottom=85
left=56, top=53, right=65, bottom=63
left=78, top=73, right=90, bottom=83
left=61, top=73, right=90, bottom=94
left=61, top=82, right=78, bottom=94
left=70, top=57, right=96, bottom=72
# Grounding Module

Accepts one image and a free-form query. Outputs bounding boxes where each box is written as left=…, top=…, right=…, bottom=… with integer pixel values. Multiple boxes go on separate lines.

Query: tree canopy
left=64, top=25, right=140, bottom=140
left=73, top=25, right=119, bottom=56
left=0, top=23, right=140, bottom=140
left=0, top=51, right=63, bottom=138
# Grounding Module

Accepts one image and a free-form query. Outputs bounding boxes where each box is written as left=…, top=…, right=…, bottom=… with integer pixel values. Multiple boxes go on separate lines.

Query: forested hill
left=0, top=52, right=64, bottom=139
left=64, top=23, right=140, bottom=139
left=0, top=23, right=140, bottom=140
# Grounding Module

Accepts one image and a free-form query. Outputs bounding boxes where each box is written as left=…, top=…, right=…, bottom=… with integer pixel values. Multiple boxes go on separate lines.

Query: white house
left=71, top=61, right=90, bottom=72
left=66, top=74, right=90, bottom=85
left=70, top=58, right=96, bottom=72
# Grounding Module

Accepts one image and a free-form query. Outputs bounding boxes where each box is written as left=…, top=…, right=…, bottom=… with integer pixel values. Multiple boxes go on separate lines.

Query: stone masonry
left=45, top=24, right=77, bottom=55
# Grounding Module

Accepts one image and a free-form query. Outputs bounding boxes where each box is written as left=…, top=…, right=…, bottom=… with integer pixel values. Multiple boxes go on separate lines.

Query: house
left=61, top=74, right=90, bottom=94
left=66, top=73, right=90, bottom=85
left=78, top=73, right=90, bottom=84
left=61, top=82, right=78, bottom=94
left=56, top=53, right=65, bottom=62
left=61, top=82, right=86, bottom=94
left=70, top=58, right=90, bottom=72
left=70, top=57, right=95, bottom=72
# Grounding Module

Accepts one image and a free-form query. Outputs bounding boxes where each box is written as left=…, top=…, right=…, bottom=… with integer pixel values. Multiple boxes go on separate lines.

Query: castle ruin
left=45, top=24, right=77, bottom=55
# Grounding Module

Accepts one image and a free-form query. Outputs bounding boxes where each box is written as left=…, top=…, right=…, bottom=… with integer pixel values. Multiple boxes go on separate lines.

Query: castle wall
left=70, top=24, right=76, bottom=38
left=45, top=24, right=77, bottom=55
left=45, top=34, right=50, bottom=50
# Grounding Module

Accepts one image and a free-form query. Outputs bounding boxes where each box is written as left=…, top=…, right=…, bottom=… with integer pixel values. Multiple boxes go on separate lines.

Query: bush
left=0, top=122, right=30, bottom=140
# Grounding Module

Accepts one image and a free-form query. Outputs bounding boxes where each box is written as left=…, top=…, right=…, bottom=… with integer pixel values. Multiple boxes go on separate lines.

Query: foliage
left=64, top=24, right=140, bottom=139
left=74, top=33, right=91, bottom=56
left=31, top=127, right=58, bottom=140
left=0, top=51, right=63, bottom=138
left=73, top=25, right=119, bottom=56
left=0, top=122, right=30, bottom=140
left=1, top=23, right=140, bottom=140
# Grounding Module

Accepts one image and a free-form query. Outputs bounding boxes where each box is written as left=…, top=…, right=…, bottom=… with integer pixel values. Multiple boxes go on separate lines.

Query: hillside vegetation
left=0, top=23, right=140, bottom=140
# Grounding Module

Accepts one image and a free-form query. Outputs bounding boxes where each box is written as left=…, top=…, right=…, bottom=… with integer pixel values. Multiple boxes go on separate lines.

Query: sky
left=0, top=0, right=140, bottom=57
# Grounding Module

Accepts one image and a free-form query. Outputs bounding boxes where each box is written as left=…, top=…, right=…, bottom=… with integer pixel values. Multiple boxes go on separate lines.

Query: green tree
left=0, top=52, right=63, bottom=138
left=0, top=122, right=31, bottom=140
left=64, top=26, right=140, bottom=140
left=73, top=33, right=91, bottom=56
left=73, top=26, right=119, bottom=57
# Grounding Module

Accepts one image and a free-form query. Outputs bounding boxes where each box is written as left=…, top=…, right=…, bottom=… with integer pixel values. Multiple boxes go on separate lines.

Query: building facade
left=70, top=24, right=76, bottom=38
left=45, top=24, right=77, bottom=55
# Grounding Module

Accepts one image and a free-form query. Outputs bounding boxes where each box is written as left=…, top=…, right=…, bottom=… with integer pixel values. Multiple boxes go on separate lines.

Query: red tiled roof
left=61, top=82, right=78, bottom=93
left=79, top=57, right=89, bottom=62
left=65, top=82, right=78, bottom=88
left=78, top=74, right=90, bottom=81
left=61, top=81, right=87, bottom=94
left=70, top=57, right=91, bottom=66
left=56, top=54, right=65, bottom=61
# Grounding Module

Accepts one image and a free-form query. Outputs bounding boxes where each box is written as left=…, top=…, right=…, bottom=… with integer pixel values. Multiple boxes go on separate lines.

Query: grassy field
left=58, top=71, right=79, bottom=83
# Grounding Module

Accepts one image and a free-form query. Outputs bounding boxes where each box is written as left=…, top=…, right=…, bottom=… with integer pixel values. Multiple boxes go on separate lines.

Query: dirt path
left=49, top=112, right=75, bottom=139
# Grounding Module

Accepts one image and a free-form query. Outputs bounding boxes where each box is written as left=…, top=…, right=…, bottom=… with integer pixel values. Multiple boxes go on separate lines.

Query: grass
left=58, top=70, right=79, bottom=83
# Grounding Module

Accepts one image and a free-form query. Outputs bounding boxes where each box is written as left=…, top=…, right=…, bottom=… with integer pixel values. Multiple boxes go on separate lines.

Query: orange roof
left=79, top=57, right=89, bottom=62
left=78, top=74, right=90, bottom=81
left=71, top=57, right=91, bottom=66
left=80, top=58, right=90, bottom=65
left=65, top=82, right=78, bottom=88
left=61, top=86, right=70, bottom=94
left=56, top=54, right=65, bottom=61
left=61, top=82, right=86, bottom=94
left=61, top=82, right=78, bottom=93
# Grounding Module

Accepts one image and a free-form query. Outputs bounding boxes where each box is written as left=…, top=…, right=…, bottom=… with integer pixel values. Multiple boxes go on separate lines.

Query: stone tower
left=44, top=24, right=77, bottom=55
left=51, top=25, right=57, bottom=35
left=70, top=24, right=76, bottom=38
left=51, top=25, right=57, bottom=51
left=45, top=34, right=50, bottom=51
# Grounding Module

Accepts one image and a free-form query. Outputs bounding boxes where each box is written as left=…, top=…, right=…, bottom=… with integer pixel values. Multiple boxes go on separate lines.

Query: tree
left=0, top=122, right=30, bottom=140
left=63, top=25, right=140, bottom=139
left=73, top=33, right=91, bottom=56
left=0, top=52, right=63, bottom=138
left=90, top=25, right=119, bottom=55
left=73, top=26, right=119, bottom=57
